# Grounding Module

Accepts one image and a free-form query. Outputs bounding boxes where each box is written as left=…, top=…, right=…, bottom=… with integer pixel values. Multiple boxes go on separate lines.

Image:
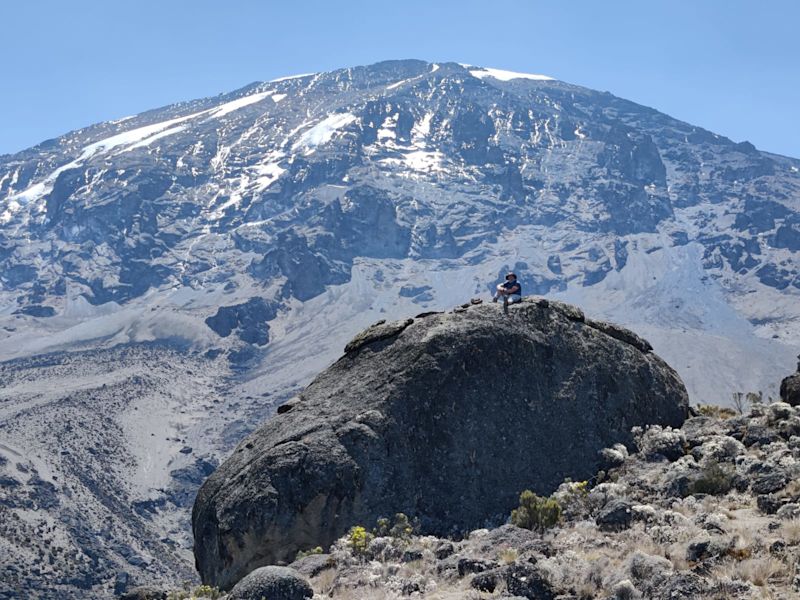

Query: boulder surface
left=193, top=298, right=689, bottom=588
left=227, top=566, right=313, bottom=600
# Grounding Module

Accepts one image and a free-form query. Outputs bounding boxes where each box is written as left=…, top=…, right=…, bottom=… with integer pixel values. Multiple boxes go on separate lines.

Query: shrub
left=696, top=404, right=737, bottom=420
left=686, top=461, right=734, bottom=496
left=347, top=525, right=373, bottom=556
left=498, top=547, right=519, bottom=564
left=167, top=585, right=221, bottom=600
left=295, top=546, right=323, bottom=561
left=553, top=479, right=591, bottom=520
left=374, top=512, right=417, bottom=540
left=510, top=490, right=562, bottom=531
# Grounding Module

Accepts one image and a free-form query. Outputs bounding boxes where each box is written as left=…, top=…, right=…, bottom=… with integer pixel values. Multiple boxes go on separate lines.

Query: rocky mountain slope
left=0, top=59, right=799, bottom=597
left=193, top=298, right=688, bottom=589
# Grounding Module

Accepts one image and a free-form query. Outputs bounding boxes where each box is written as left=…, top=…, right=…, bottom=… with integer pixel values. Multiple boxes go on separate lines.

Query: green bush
left=687, top=461, right=734, bottom=496
left=510, top=490, right=562, bottom=531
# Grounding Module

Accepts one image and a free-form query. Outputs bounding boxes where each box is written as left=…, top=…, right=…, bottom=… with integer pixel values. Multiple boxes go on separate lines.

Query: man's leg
left=508, top=294, right=522, bottom=304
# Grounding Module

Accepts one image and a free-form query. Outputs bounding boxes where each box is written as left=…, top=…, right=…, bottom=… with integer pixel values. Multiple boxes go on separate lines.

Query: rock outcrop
left=192, top=298, right=689, bottom=589
left=780, top=358, right=800, bottom=406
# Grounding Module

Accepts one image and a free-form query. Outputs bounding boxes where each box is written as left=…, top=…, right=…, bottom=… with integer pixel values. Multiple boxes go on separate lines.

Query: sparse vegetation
left=295, top=545, right=324, bottom=561
left=166, top=585, right=221, bottom=600
left=498, top=547, right=519, bottom=564
left=510, top=490, right=562, bottom=531
left=374, top=512, right=417, bottom=540
left=686, top=461, right=734, bottom=496
left=347, top=525, right=373, bottom=557
left=696, top=404, right=737, bottom=419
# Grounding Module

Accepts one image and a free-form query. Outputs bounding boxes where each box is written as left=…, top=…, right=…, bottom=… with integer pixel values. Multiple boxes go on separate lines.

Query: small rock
left=401, top=549, right=424, bottom=563
left=691, top=435, right=744, bottom=462
left=770, top=540, right=787, bottom=555
left=751, top=471, right=788, bottom=494
left=680, top=538, right=715, bottom=566
left=434, top=541, right=455, bottom=560
left=597, top=498, right=634, bottom=531
left=505, top=564, right=556, bottom=600
left=612, top=578, right=640, bottom=600
left=400, top=575, right=426, bottom=595
left=470, top=568, right=504, bottom=593
left=626, top=551, right=672, bottom=583
left=659, top=572, right=710, bottom=598
left=599, top=443, right=628, bottom=471
left=636, top=425, right=686, bottom=461
left=741, top=424, right=780, bottom=447
left=631, top=504, right=657, bottom=523
left=686, top=538, right=711, bottom=562
left=767, top=402, right=794, bottom=422
left=457, top=557, right=497, bottom=577
left=228, top=566, right=313, bottom=600
left=776, top=503, right=800, bottom=520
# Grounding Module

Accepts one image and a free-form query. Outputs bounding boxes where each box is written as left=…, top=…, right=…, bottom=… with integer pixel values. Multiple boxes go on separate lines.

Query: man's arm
left=509, top=283, right=520, bottom=294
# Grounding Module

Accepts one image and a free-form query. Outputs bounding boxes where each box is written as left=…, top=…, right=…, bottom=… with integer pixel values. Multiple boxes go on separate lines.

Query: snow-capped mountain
left=0, top=59, right=798, bottom=597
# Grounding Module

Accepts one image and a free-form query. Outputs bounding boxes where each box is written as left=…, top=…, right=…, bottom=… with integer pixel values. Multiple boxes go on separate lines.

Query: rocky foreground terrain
left=133, top=375, right=800, bottom=600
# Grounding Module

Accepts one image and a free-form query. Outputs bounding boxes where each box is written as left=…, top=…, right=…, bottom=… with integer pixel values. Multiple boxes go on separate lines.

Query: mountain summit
left=0, top=59, right=798, bottom=597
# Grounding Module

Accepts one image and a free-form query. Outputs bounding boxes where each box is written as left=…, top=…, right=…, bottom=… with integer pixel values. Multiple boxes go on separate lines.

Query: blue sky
left=2, top=0, right=798, bottom=157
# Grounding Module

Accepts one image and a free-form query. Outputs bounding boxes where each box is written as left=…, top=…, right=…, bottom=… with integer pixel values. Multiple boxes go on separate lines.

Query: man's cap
left=505, top=272, right=517, bottom=279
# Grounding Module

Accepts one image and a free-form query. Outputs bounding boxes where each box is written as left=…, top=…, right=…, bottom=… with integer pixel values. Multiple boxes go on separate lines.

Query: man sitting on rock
left=492, top=272, right=522, bottom=305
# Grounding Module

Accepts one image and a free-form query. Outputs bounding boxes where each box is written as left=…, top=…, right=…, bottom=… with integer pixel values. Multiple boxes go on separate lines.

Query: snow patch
left=127, top=126, right=188, bottom=150
left=252, top=160, right=286, bottom=191
left=377, top=114, right=398, bottom=141
left=293, top=113, right=358, bottom=152
left=208, top=92, right=273, bottom=119
left=380, top=150, right=447, bottom=175
left=272, top=94, right=287, bottom=102
left=412, top=113, right=434, bottom=144
left=270, top=73, right=316, bottom=83
left=469, top=67, right=553, bottom=82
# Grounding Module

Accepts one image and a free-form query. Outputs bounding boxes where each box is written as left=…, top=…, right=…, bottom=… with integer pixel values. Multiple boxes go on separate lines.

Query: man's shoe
left=491, top=297, right=498, bottom=303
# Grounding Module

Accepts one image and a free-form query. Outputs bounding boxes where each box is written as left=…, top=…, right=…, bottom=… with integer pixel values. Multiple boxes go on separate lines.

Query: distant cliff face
left=192, top=299, right=689, bottom=589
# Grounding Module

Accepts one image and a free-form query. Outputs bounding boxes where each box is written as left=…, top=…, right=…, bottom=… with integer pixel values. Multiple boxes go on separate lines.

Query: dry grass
left=399, top=559, right=426, bottom=577
left=780, top=518, right=800, bottom=545
left=696, top=405, right=738, bottom=420
left=781, top=479, right=800, bottom=499
left=310, top=567, right=338, bottom=597
left=498, top=547, right=518, bottom=564
left=714, top=556, right=788, bottom=587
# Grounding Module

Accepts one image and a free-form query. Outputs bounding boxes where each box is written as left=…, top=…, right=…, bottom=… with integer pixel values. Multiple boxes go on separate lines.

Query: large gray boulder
left=193, top=298, right=689, bottom=588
